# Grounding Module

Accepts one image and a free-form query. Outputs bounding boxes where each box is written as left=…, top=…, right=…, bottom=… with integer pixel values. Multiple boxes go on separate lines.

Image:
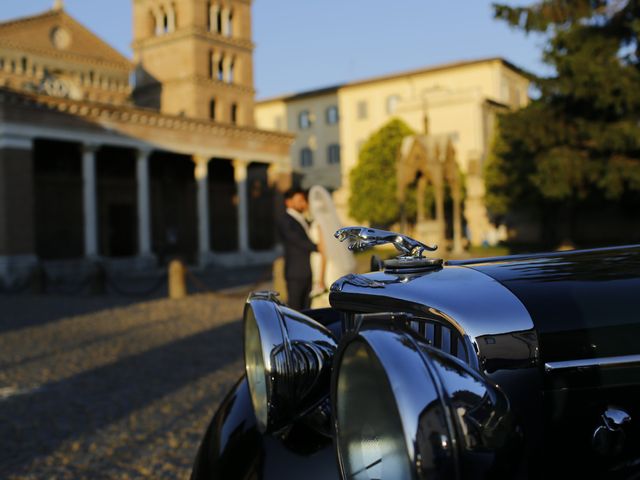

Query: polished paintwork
left=192, top=246, right=640, bottom=479
left=243, top=293, right=337, bottom=433
left=329, top=267, right=540, bottom=380
left=190, top=377, right=339, bottom=480
left=455, top=245, right=640, bottom=365
left=332, top=326, right=519, bottom=479
left=191, top=309, right=343, bottom=480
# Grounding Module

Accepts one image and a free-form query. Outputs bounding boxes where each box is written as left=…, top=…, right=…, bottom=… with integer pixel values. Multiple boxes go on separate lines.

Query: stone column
left=167, top=5, right=176, bottom=32
left=210, top=4, right=219, bottom=32
left=233, top=159, right=250, bottom=253
left=82, top=144, right=99, bottom=258
left=221, top=7, right=230, bottom=36
left=228, top=57, right=235, bottom=83
left=223, top=56, right=232, bottom=83
left=0, top=136, right=37, bottom=281
left=153, top=8, right=164, bottom=36
left=452, top=176, right=464, bottom=255
left=416, top=175, right=427, bottom=224
left=136, top=149, right=152, bottom=257
left=193, top=154, right=211, bottom=265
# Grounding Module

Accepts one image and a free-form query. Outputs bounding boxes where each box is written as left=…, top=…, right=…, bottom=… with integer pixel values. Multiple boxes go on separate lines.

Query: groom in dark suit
left=276, top=188, right=317, bottom=310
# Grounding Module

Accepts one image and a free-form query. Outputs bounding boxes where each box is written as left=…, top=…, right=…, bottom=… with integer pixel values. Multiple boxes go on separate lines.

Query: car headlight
left=333, top=328, right=519, bottom=480
left=243, top=291, right=337, bottom=433
left=336, top=339, right=415, bottom=480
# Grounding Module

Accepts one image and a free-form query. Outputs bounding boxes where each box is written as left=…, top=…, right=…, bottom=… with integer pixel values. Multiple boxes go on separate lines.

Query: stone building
left=0, top=0, right=293, bottom=281
left=255, top=58, right=529, bottom=247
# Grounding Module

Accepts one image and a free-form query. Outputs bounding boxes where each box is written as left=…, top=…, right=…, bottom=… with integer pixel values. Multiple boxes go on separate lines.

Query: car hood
left=330, top=245, right=640, bottom=367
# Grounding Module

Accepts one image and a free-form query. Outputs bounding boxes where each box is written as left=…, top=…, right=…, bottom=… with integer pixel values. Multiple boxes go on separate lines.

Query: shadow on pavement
left=0, top=264, right=271, bottom=334
left=0, top=319, right=243, bottom=476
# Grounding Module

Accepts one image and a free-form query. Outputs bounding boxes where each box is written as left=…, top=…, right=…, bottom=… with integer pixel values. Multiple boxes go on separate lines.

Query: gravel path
left=0, top=290, right=255, bottom=479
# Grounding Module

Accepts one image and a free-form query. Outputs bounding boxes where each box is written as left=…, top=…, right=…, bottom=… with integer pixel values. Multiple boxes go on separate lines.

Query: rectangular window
left=298, top=110, right=311, bottom=129
left=327, top=144, right=340, bottom=164
left=386, top=95, right=400, bottom=114
left=300, top=147, right=313, bottom=167
left=357, top=100, right=367, bottom=120
left=326, top=105, right=339, bottom=125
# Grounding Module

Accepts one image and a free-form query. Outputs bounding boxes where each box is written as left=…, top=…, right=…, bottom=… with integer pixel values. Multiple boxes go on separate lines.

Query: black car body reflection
left=191, top=245, right=640, bottom=479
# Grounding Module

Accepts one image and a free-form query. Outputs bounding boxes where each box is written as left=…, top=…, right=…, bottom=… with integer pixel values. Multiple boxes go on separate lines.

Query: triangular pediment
left=0, top=9, right=130, bottom=70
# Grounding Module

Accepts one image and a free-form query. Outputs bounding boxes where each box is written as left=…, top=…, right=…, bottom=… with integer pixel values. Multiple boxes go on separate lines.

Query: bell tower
left=132, top=0, right=255, bottom=126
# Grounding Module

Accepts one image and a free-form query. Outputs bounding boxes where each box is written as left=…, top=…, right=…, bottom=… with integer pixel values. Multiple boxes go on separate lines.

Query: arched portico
left=397, top=134, right=464, bottom=254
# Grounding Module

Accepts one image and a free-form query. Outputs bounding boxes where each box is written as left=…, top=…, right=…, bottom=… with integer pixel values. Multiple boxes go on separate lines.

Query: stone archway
left=397, top=134, right=464, bottom=254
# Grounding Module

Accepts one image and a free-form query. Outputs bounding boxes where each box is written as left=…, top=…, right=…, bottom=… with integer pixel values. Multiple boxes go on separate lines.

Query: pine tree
left=488, top=1, right=640, bottom=223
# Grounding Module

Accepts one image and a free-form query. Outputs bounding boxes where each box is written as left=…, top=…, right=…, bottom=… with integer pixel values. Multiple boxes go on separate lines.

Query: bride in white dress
left=307, top=185, right=356, bottom=307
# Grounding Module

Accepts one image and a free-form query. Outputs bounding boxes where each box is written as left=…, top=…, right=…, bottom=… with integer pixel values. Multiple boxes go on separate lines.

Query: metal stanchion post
left=168, top=259, right=187, bottom=299
left=89, top=262, right=107, bottom=295
left=29, top=264, right=47, bottom=294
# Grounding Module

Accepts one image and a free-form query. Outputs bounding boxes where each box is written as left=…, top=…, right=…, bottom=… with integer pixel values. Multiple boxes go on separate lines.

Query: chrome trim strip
left=545, top=354, right=640, bottom=372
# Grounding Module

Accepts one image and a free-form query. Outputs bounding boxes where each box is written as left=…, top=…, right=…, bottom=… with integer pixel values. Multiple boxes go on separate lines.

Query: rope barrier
left=0, top=260, right=273, bottom=299
left=43, top=272, right=91, bottom=295
left=184, top=266, right=273, bottom=299
left=184, top=268, right=214, bottom=293
left=106, top=273, right=167, bottom=298
left=0, top=277, right=31, bottom=295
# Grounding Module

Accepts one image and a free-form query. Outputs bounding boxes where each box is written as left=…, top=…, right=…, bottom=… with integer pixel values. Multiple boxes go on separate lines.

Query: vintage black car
left=190, top=227, right=640, bottom=480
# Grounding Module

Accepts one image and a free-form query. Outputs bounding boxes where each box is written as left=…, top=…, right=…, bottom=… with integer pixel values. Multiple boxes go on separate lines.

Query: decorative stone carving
left=397, top=134, right=464, bottom=254
left=50, top=26, right=72, bottom=50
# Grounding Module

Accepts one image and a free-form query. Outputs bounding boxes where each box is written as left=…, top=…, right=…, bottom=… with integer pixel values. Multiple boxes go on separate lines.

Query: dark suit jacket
left=276, top=213, right=317, bottom=280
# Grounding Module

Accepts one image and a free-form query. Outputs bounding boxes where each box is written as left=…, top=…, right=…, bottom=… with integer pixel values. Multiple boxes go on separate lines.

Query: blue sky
left=0, top=1, right=549, bottom=99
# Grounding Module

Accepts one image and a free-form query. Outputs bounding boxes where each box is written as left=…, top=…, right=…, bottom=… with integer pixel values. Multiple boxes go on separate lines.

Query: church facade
left=0, top=0, right=293, bottom=281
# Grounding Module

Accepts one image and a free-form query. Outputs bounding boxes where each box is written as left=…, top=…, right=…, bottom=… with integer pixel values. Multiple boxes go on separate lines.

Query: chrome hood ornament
left=334, top=227, right=437, bottom=259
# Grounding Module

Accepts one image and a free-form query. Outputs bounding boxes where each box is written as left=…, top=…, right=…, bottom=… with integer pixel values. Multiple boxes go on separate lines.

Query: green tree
left=348, top=118, right=414, bottom=227
left=488, top=1, right=640, bottom=219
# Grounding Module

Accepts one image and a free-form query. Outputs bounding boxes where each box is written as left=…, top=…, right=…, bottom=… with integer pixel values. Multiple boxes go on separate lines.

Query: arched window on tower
left=206, top=1, right=212, bottom=31
left=209, top=98, right=216, bottom=120
left=231, top=103, right=238, bottom=125
left=217, top=55, right=224, bottom=82
left=163, top=9, right=169, bottom=34
left=217, top=7, right=223, bottom=33
left=209, top=51, right=215, bottom=79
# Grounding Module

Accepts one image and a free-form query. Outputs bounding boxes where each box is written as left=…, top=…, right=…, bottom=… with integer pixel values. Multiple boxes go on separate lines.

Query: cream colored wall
left=256, top=59, right=530, bottom=237
left=338, top=61, right=507, bottom=180
left=255, top=99, right=287, bottom=130
left=334, top=60, right=528, bottom=223
left=286, top=93, right=341, bottom=189
left=256, top=92, right=342, bottom=189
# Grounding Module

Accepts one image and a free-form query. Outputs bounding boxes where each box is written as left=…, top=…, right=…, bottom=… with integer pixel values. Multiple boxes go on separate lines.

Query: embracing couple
left=276, top=186, right=355, bottom=311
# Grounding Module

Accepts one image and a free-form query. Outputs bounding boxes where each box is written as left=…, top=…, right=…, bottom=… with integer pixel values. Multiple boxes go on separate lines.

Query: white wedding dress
left=308, top=185, right=357, bottom=307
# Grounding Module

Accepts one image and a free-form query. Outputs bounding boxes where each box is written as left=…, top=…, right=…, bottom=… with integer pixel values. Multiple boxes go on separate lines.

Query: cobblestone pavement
left=0, top=287, right=258, bottom=479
